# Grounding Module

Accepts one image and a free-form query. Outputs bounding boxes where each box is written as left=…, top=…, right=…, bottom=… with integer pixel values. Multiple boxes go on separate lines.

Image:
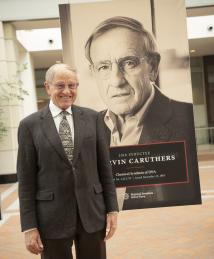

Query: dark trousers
left=41, top=220, right=106, bottom=259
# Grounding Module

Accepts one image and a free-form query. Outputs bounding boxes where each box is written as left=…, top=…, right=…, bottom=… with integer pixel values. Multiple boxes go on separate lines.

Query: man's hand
left=105, top=212, right=118, bottom=241
left=24, top=229, right=44, bottom=255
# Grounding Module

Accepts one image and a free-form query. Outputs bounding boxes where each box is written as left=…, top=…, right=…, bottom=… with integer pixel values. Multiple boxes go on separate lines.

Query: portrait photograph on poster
left=59, top=0, right=201, bottom=210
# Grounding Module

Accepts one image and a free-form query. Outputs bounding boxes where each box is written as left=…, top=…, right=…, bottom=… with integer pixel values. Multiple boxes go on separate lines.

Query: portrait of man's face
left=90, top=27, right=153, bottom=116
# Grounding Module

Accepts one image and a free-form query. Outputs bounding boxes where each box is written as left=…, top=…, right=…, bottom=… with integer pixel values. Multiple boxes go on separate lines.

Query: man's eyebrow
left=96, top=56, right=139, bottom=63
left=95, top=60, right=111, bottom=64
left=55, top=81, right=65, bottom=84
left=118, top=56, right=138, bottom=61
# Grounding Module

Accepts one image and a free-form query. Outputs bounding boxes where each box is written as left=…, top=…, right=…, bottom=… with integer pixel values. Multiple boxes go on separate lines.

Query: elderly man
left=85, top=16, right=200, bottom=210
left=17, top=63, right=118, bottom=259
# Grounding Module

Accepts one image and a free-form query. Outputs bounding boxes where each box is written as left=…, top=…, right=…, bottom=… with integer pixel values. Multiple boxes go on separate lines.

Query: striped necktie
left=59, top=111, right=74, bottom=163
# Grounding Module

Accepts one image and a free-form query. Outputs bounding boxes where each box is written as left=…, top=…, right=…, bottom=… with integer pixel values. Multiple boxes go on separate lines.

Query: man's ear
left=147, top=52, right=160, bottom=82
left=44, top=81, right=51, bottom=95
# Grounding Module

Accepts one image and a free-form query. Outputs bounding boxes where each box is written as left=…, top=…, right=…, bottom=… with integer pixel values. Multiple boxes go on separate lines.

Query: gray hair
left=45, top=63, right=77, bottom=83
left=85, top=16, right=160, bottom=64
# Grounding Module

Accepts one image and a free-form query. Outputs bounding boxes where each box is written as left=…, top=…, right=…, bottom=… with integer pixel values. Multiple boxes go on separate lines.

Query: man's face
left=45, top=68, right=78, bottom=110
left=90, top=28, right=153, bottom=116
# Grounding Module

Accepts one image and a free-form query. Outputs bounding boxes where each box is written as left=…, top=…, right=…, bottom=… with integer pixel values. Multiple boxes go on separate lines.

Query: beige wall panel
left=0, top=106, right=10, bottom=127
left=0, top=129, right=13, bottom=151
left=9, top=105, right=23, bottom=128
left=0, top=38, right=6, bottom=60
left=11, top=127, right=18, bottom=150
left=154, top=0, right=193, bottom=102
left=0, top=150, right=16, bottom=174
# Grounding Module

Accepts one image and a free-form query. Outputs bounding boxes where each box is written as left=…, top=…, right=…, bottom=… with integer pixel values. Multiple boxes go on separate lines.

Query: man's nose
left=62, top=85, right=71, bottom=93
left=109, top=64, right=126, bottom=88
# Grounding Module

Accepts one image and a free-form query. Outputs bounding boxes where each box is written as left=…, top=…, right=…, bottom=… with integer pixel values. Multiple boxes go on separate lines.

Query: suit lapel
left=40, top=105, right=71, bottom=167
left=72, top=105, right=86, bottom=166
left=139, top=88, right=173, bottom=144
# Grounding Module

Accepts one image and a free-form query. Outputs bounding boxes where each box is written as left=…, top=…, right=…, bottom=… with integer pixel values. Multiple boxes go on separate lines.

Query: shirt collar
left=49, top=100, right=72, bottom=118
left=104, top=83, right=155, bottom=130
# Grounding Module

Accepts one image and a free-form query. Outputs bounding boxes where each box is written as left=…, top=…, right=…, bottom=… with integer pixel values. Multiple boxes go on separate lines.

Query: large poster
left=59, top=0, right=201, bottom=210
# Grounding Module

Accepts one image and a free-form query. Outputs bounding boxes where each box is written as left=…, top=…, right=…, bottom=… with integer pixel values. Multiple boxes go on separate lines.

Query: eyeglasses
left=52, top=82, right=79, bottom=90
left=92, top=56, right=147, bottom=79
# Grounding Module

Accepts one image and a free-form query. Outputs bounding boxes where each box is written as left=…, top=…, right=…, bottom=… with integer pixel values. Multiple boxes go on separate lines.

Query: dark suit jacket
left=102, top=87, right=201, bottom=209
left=17, top=104, right=118, bottom=239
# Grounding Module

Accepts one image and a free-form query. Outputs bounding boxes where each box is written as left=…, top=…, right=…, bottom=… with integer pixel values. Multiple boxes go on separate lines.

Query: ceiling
left=31, top=50, right=63, bottom=69
left=186, top=5, right=214, bottom=17
left=12, top=19, right=60, bottom=30
left=189, top=37, right=214, bottom=57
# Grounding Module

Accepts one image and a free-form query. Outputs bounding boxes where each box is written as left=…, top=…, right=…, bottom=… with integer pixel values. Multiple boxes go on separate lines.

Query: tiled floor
left=0, top=157, right=214, bottom=259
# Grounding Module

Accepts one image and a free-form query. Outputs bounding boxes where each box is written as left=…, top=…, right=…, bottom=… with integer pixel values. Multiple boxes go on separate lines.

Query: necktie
left=59, top=111, right=74, bottom=163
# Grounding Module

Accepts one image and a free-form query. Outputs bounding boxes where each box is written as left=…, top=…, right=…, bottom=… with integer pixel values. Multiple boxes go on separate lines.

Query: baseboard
left=0, top=174, right=17, bottom=184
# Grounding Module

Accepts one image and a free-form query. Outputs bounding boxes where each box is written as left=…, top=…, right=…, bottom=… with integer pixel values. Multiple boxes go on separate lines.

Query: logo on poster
left=124, top=193, right=130, bottom=200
